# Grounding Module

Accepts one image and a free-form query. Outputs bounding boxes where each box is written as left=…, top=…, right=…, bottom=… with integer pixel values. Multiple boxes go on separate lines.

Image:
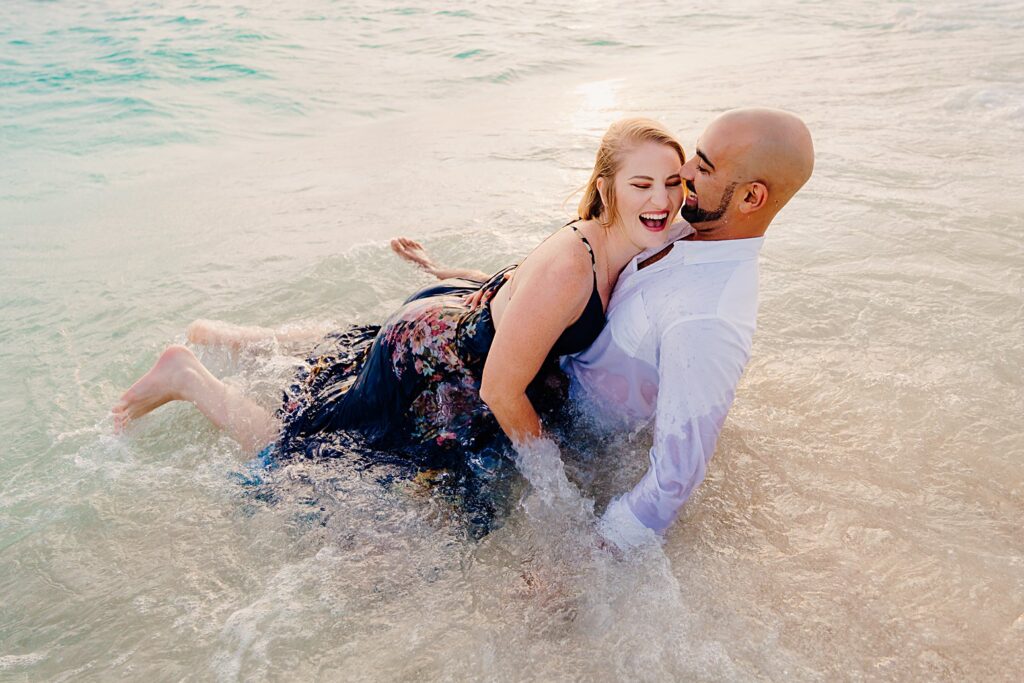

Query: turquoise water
left=1, top=0, right=721, bottom=199
left=2, top=0, right=1024, bottom=679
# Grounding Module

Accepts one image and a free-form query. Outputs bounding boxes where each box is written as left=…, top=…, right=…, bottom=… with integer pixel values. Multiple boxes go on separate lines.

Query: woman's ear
left=738, top=181, right=768, bottom=214
left=596, top=176, right=608, bottom=207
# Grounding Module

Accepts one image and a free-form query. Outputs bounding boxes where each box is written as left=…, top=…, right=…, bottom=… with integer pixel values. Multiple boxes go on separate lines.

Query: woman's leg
left=112, top=345, right=280, bottom=452
left=187, top=319, right=333, bottom=349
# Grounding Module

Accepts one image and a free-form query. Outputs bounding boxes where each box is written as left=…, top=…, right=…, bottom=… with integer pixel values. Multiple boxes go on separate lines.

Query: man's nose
left=680, top=157, right=697, bottom=180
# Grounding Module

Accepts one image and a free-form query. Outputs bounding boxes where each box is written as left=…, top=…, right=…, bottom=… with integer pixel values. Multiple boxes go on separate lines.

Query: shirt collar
left=674, top=235, right=765, bottom=264
left=622, top=222, right=692, bottom=276
left=628, top=234, right=764, bottom=274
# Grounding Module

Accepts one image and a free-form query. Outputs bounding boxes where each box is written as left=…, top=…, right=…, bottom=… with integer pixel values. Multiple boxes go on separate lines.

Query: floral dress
left=267, top=228, right=601, bottom=534
left=277, top=267, right=560, bottom=468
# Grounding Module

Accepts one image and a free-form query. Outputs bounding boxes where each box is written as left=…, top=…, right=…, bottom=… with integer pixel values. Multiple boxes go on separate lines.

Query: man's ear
left=738, top=181, right=768, bottom=214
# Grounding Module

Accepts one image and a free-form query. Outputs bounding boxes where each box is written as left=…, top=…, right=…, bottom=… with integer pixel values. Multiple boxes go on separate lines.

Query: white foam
left=0, top=652, right=48, bottom=670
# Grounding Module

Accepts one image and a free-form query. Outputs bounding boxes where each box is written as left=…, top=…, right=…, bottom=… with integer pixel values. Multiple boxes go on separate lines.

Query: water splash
left=501, top=438, right=737, bottom=678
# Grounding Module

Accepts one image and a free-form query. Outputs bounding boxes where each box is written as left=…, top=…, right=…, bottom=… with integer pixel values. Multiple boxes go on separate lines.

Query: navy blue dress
left=271, top=226, right=603, bottom=532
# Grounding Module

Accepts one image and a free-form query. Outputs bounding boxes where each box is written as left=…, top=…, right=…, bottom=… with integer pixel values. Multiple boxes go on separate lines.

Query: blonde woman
left=114, top=119, right=686, bottom=467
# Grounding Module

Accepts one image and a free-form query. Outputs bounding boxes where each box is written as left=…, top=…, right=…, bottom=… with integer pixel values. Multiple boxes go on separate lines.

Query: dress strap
left=570, top=224, right=598, bottom=273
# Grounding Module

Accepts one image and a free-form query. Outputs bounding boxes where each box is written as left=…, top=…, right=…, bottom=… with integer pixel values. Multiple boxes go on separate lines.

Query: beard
left=679, top=181, right=737, bottom=224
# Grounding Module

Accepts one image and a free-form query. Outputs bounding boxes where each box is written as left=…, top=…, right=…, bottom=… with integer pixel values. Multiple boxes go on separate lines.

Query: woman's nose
left=651, top=184, right=670, bottom=208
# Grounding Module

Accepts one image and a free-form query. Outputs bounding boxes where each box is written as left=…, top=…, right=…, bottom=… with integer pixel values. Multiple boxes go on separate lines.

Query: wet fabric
left=277, top=271, right=511, bottom=465
left=270, top=229, right=604, bottom=533
left=277, top=268, right=567, bottom=452
left=565, top=234, right=763, bottom=546
left=278, top=225, right=606, bottom=462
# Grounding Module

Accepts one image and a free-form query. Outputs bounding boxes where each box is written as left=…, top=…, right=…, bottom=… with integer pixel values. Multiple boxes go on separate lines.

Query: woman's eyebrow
left=628, top=174, right=681, bottom=181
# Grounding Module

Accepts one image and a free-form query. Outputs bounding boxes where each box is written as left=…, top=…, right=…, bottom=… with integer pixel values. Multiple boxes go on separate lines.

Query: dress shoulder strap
left=569, top=224, right=598, bottom=274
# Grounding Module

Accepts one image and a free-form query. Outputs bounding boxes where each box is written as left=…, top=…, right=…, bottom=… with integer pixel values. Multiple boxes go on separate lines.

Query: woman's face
left=601, top=140, right=686, bottom=250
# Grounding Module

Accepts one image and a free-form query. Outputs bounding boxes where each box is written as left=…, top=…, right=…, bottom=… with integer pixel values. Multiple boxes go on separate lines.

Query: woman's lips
left=640, top=212, right=669, bottom=230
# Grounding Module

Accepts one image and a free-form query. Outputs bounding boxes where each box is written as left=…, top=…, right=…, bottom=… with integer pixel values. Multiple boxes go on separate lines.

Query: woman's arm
left=429, top=265, right=491, bottom=281
left=390, top=237, right=490, bottom=282
left=479, top=240, right=592, bottom=445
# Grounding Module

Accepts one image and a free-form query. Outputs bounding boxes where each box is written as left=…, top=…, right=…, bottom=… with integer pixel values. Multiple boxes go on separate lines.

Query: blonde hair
left=577, top=118, right=686, bottom=226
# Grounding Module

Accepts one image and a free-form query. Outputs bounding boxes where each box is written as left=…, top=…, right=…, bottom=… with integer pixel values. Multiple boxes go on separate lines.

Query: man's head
left=679, top=108, right=814, bottom=240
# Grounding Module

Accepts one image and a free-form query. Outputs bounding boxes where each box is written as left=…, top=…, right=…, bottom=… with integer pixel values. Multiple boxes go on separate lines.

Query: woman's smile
left=639, top=211, right=670, bottom=231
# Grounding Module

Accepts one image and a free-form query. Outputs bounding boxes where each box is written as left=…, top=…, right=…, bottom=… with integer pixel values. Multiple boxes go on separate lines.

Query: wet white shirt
left=562, top=232, right=763, bottom=548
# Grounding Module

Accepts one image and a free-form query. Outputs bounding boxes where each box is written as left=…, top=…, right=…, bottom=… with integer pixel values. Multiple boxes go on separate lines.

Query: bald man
left=393, top=108, right=814, bottom=548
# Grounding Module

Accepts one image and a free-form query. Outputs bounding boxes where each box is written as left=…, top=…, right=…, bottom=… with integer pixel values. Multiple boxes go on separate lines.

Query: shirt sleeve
left=600, top=317, right=750, bottom=543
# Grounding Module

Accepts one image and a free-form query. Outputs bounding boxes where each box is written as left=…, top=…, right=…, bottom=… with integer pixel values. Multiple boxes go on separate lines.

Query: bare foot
left=112, top=345, right=199, bottom=431
left=390, top=237, right=439, bottom=276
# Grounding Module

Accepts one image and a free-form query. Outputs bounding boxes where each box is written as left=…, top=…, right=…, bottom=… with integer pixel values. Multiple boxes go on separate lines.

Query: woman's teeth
left=640, top=212, right=669, bottom=229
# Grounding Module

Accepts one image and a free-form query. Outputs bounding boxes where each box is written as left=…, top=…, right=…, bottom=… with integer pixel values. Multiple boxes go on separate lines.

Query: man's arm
left=599, top=317, right=750, bottom=548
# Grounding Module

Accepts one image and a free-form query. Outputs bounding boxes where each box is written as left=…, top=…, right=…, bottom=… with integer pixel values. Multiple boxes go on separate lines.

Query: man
left=392, top=108, right=814, bottom=548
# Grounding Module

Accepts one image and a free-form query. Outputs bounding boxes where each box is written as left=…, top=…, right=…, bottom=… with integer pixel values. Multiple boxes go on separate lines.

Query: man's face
left=679, top=123, right=743, bottom=228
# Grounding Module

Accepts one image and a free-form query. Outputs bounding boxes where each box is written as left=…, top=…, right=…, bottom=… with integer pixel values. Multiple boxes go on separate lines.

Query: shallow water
left=2, top=0, right=1023, bottom=680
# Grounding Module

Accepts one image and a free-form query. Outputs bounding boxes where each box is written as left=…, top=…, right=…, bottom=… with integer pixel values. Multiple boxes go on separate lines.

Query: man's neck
left=634, top=231, right=700, bottom=270
left=637, top=242, right=677, bottom=270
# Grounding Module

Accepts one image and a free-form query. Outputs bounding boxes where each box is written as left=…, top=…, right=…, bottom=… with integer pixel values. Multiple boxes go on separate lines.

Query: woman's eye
left=631, top=184, right=651, bottom=189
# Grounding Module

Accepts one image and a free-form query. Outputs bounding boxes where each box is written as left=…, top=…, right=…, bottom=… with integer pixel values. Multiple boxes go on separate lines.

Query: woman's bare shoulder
left=491, top=223, right=595, bottom=328
left=517, top=223, right=595, bottom=284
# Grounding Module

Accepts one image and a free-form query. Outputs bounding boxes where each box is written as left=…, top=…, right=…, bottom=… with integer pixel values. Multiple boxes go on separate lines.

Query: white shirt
left=562, top=233, right=763, bottom=548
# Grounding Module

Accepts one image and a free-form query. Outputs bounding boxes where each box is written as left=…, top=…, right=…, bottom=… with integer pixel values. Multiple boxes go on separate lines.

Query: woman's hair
left=577, top=118, right=685, bottom=226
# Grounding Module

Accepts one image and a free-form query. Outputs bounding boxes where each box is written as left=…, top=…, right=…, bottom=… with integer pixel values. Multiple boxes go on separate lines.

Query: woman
left=113, top=118, right=686, bottom=468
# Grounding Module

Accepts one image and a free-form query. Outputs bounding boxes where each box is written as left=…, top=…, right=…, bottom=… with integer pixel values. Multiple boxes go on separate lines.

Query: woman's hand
left=391, top=237, right=491, bottom=282
left=463, top=271, right=513, bottom=309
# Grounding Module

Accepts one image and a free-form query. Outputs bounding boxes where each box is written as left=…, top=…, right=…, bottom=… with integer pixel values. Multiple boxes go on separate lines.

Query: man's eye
left=698, top=165, right=710, bottom=174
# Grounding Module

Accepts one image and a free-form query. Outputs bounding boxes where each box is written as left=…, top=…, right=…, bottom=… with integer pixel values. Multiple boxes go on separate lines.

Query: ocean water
left=2, top=0, right=1023, bottom=680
